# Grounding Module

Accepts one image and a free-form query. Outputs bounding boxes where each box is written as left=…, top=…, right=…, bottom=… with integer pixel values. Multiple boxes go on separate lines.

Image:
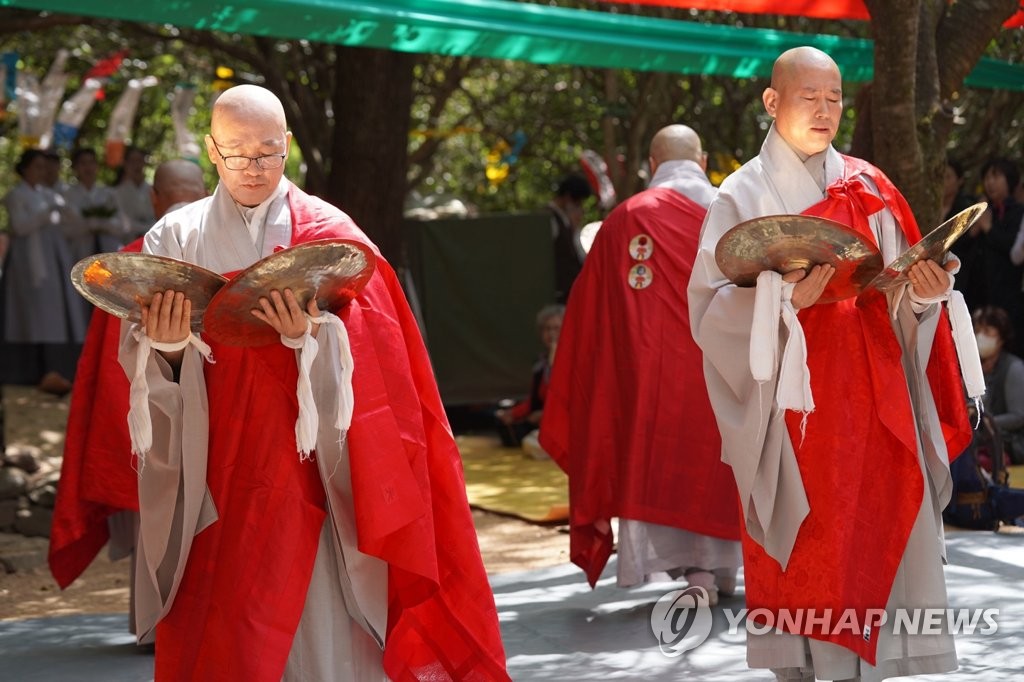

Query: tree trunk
left=860, top=0, right=1017, bottom=232
left=325, top=47, right=415, bottom=266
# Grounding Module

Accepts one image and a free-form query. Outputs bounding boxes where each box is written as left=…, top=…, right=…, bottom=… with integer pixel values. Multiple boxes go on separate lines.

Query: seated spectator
left=974, top=305, right=1024, bottom=464
left=496, top=304, right=563, bottom=454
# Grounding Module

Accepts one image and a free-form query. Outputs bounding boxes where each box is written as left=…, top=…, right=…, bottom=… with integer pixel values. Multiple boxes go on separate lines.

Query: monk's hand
left=908, top=259, right=953, bottom=299
left=252, top=288, right=321, bottom=339
left=140, top=289, right=192, bottom=344
left=784, top=263, right=835, bottom=310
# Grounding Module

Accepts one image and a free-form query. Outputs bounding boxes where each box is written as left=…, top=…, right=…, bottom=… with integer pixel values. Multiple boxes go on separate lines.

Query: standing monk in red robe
left=49, top=158, right=208, bottom=611
left=688, top=47, right=973, bottom=681
left=119, top=85, right=508, bottom=682
left=540, top=124, right=741, bottom=601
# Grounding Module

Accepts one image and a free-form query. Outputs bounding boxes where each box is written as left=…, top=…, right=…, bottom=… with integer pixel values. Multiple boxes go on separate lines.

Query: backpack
left=944, top=413, right=1024, bottom=530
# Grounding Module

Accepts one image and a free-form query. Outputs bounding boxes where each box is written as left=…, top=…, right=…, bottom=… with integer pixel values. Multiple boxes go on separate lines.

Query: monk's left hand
left=252, top=288, right=321, bottom=339
left=908, top=258, right=956, bottom=299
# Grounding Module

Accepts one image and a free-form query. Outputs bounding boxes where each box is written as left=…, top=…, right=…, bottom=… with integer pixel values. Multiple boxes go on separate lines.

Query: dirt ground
left=0, top=384, right=569, bottom=621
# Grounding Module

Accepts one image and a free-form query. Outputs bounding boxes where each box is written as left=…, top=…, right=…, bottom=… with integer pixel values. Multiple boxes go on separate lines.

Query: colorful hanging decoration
left=17, top=50, right=69, bottom=149
left=172, top=83, right=202, bottom=162
left=579, top=149, right=616, bottom=209
left=213, top=65, right=235, bottom=92
left=105, top=75, right=158, bottom=167
left=484, top=130, right=527, bottom=186
left=0, top=52, right=18, bottom=122
left=52, top=78, right=105, bottom=149
left=52, top=51, right=127, bottom=150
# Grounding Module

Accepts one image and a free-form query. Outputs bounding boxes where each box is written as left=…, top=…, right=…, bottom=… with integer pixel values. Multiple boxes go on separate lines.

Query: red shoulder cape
left=741, top=157, right=971, bottom=664
left=49, top=238, right=143, bottom=589
left=540, top=186, right=741, bottom=588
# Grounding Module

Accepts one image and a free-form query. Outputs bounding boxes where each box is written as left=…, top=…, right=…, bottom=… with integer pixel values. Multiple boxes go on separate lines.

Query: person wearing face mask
left=974, top=305, right=1024, bottom=464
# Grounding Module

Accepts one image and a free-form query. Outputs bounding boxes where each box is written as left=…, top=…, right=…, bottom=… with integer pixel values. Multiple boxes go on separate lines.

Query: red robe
left=540, top=186, right=741, bottom=587
left=56, top=188, right=509, bottom=681
left=741, top=157, right=972, bottom=663
left=49, top=237, right=143, bottom=589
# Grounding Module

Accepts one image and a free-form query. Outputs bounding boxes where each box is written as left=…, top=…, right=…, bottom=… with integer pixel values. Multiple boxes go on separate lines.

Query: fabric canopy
left=2, top=0, right=1022, bottom=90
left=597, top=0, right=1024, bottom=28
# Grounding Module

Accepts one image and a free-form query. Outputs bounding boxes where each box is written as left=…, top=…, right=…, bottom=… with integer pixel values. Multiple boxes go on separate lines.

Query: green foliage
left=0, top=21, right=221, bottom=230
left=0, top=5, right=1019, bottom=235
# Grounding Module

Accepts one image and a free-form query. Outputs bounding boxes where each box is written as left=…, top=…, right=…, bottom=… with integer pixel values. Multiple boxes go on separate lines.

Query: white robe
left=120, top=178, right=388, bottom=681
left=114, top=179, right=156, bottom=240
left=63, top=181, right=127, bottom=260
left=687, top=126, right=957, bottom=681
left=2, top=180, right=86, bottom=344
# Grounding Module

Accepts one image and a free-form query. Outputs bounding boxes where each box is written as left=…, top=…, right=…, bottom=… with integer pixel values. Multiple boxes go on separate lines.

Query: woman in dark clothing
left=975, top=158, right=1024, bottom=340
left=946, top=158, right=983, bottom=310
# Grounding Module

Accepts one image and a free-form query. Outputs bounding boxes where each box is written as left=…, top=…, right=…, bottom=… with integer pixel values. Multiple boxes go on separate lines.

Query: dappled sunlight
left=4, top=384, right=70, bottom=459
left=457, top=434, right=568, bottom=523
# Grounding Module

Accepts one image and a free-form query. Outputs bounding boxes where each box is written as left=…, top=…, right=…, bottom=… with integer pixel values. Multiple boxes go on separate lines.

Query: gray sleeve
left=992, top=358, right=1024, bottom=433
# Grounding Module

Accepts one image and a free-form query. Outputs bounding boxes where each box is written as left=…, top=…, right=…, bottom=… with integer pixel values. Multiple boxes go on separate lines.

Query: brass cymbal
left=715, top=214, right=883, bottom=304
left=202, top=239, right=376, bottom=347
left=867, top=201, right=988, bottom=292
left=70, top=252, right=227, bottom=330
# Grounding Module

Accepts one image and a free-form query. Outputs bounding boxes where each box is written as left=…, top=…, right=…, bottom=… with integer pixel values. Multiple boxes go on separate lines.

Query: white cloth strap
left=897, top=270, right=984, bottom=415
left=128, top=330, right=214, bottom=460
left=947, top=290, right=986, bottom=403
left=751, top=270, right=815, bottom=414
left=283, top=312, right=355, bottom=459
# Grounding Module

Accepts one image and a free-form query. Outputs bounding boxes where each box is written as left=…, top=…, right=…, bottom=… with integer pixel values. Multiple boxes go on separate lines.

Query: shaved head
left=762, top=46, right=843, bottom=158
left=211, top=84, right=287, bottom=140
left=770, top=46, right=841, bottom=91
left=152, top=159, right=207, bottom=218
left=649, top=124, right=704, bottom=165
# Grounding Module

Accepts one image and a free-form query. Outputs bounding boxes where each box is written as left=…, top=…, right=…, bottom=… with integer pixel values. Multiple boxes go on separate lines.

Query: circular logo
left=628, top=263, right=653, bottom=289
left=629, top=233, right=654, bottom=261
left=650, top=586, right=713, bottom=657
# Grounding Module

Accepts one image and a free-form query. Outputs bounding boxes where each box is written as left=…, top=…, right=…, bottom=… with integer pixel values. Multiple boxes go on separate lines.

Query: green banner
left=3, top=0, right=1022, bottom=90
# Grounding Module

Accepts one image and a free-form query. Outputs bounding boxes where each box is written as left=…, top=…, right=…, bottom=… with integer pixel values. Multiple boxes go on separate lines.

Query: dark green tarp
left=405, top=212, right=553, bottom=405
left=3, top=0, right=1022, bottom=90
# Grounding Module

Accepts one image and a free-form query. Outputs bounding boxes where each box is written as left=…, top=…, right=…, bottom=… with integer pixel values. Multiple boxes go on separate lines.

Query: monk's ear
left=762, top=87, right=778, bottom=118
left=203, top=134, right=219, bottom=167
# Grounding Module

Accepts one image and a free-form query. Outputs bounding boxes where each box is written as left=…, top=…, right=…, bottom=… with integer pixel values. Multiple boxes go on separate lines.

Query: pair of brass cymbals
left=714, top=202, right=987, bottom=302
left=71, top=239, right=376, bottom=347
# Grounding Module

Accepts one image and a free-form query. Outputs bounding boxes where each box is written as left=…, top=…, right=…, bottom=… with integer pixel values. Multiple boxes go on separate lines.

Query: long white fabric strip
left=902, top=270, right=984, bottom=421
left=750, top=270, right=814, bottom=414
left=128, top=330, right=214, bottom=461
left=283, top=312, right=355, bottom=459
left=947, top=290, right=986, bottom=403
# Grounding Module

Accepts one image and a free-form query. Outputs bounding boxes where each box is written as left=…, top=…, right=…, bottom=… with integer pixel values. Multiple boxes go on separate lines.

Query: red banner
left=596, top=1, right=1024, bottom=28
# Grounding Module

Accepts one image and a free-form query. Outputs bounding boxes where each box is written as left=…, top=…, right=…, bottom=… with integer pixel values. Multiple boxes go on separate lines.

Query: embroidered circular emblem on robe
left=628, top=234, right=654, bottom=261
left=628, top=263, right=653, bottom=289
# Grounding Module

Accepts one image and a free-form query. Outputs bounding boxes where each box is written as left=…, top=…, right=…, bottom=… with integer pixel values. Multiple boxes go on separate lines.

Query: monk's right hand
left=784, top=263, right=835, bottom=310
left=140, top=289, right=192, bottom=344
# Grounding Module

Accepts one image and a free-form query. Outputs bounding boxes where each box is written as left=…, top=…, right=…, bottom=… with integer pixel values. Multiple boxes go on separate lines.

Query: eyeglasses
left=209, top=136, right=287, bottom=171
